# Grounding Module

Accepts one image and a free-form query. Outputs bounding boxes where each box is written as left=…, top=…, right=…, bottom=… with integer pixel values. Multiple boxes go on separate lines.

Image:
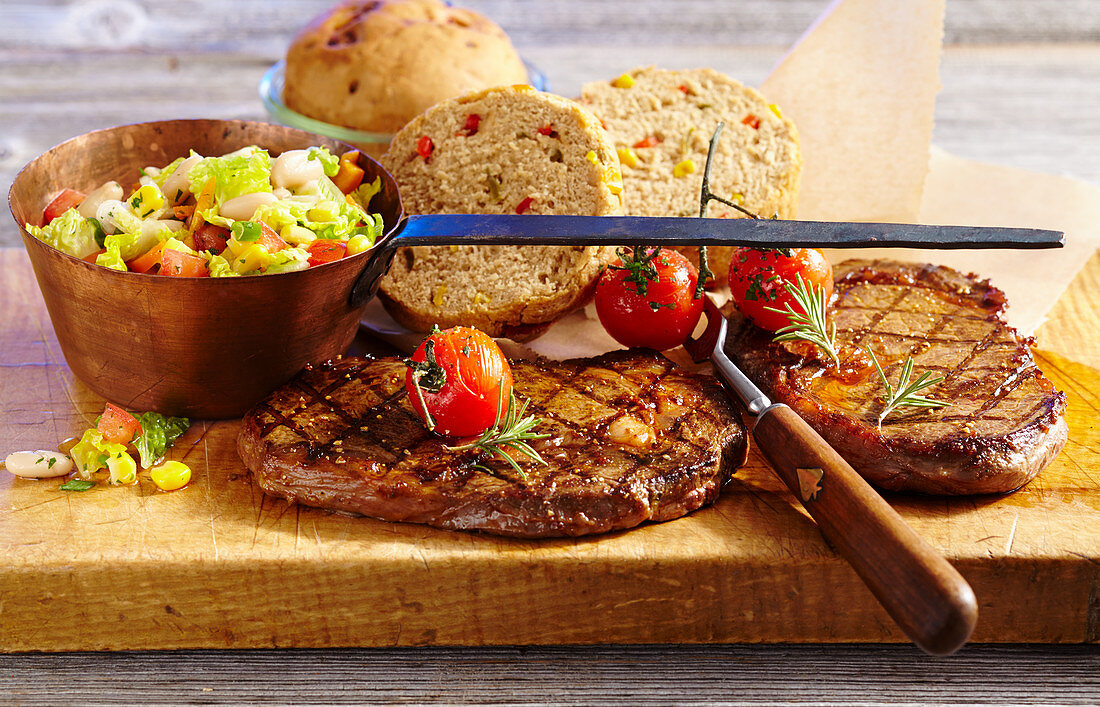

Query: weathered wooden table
left=1, top=1, right=1099, bottom=704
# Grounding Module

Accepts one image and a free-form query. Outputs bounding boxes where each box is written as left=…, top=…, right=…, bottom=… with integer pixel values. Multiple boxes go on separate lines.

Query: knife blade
left=396, top=213, right=1064, bottom=249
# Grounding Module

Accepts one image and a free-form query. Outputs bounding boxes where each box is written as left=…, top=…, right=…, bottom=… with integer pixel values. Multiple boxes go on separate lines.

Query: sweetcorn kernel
left=432, top=285, right=448, bottom=306
left=346, top=234, right=373, bottom=255
left=611, top=73, right=635, bottom=89
left=617, top=147, right=639, bottom=169
left=673, top=159, right=696, bottom=178
left=150, top=461, right=191, bottom=491
left=768, top=103, right=783, bottom=119
left=585, top=150, right=599, bottom=166
left=129, top=184, right=164, bottom=218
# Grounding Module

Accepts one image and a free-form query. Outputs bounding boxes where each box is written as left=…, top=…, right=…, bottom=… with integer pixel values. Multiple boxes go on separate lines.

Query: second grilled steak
left=238, top=350, right=747, bottom=537
left=726, top=259, right=1067, bottom=495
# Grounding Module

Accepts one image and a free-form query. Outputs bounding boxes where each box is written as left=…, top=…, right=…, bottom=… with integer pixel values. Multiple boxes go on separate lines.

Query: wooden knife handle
left=752, top=404, right=978, bottom=656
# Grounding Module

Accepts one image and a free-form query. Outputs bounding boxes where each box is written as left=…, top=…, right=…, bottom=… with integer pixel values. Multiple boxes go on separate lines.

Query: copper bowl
left=9, top=119, right=404, bottom=419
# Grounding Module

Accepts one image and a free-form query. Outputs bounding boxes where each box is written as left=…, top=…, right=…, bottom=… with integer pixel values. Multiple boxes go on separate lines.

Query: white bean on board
left=4, top=451, right=73, bottom=478
left=271, top=149, right=324, bottom=190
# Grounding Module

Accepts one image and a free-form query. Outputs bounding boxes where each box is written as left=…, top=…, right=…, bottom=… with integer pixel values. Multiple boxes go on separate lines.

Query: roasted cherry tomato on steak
left=405, top=327, right=513, bottom=438
left=96, top=403, right=141, bottom=444
left=595, top=247, right=704, bottom=351
left=42, top=188, right=86, bottom=226
left=728, top=247, right=833, bottom=332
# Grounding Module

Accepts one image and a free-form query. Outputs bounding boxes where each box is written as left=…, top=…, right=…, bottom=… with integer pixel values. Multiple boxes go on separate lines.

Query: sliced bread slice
left=579, top=66, right=802, bottom=282
left=379, top=85, right=623, bottom=341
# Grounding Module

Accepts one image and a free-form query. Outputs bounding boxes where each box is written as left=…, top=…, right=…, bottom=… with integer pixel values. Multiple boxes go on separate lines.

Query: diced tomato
left=633, top=136, right=661, bottom=149
left=537, top=124, right=558, bottom=138
left=192, top=223, right=230, bottom=255
left=128, top=241, right=167, bottom=273
left=42, top=189, right=86, bottom=226
left=459, top=114, right=481, bottom=137
left=256, top=222, right=287, bottom=253
left=306, top=239, right=347, bottom=266
left=416, top=136, right=434, bottom=160
left=515, top=197, right=535, bottom=215
left=333, top=151, right=365, bottom=194
left=742, top=114, right=761, bottom=130
left=97, top=402, right=142, bottom=444
left=82, top=249, right=106, bottom=264
left=160, top=248, right=209, bottom=277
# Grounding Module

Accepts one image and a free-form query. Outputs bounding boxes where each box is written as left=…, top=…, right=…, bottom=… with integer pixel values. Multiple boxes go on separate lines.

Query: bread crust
left=284, top=0, right=528, bottom=136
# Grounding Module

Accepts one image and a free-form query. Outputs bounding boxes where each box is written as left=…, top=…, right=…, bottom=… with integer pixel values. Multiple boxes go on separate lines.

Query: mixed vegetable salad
left=27, top=146, right=383, bottom=276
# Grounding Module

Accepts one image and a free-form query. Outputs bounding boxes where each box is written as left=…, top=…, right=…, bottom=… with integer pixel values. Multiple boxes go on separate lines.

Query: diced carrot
left=633, top=136, right=661, bottom=149
left=160, top=248, right=209, bottom=277
left=97, top=403, right=141, bottom=444
left=82, top=249, right=106, bottom=263
left=128, top=241, right=167, bottom=274
left=184, top=178, right=216, bottom=247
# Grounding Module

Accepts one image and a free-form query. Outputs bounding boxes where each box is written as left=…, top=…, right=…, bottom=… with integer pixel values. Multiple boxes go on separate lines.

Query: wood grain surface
left=1, top=247, right=1098, bottom=652
left=2, top=1, right=1099, bottom=703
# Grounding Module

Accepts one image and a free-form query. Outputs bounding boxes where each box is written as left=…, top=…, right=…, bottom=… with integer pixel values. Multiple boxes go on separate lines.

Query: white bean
left=219, top=192, right=278, bottom=221
left=271, top=150, right=324, bottom=190
left=5, top=451, right=73, bottom=479
left=77, top=181, right=124, bottom=218
left=161, top=153, right=202, bottom=205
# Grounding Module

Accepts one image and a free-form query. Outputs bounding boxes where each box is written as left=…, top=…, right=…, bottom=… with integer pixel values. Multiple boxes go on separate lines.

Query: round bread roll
left=378, top=85, right=624, bottom=341
left=579, top=66, right=802, bottom=283
left=284, top=0, right=529, bottom=140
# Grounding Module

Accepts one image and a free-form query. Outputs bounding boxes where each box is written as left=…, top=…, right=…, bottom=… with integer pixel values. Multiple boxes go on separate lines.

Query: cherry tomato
left=96, top=403, right=141, bottom=444
left=594, top=247, right=704, bottom=351
left=405, top=327, right=513, bottom=438
left=42, top=188, right=86, bottom=226
left=728, top=247, right=834, bottom=332
left=306, top=239, right=346, bottom=266
left=192, top=223, right=230, bottom=255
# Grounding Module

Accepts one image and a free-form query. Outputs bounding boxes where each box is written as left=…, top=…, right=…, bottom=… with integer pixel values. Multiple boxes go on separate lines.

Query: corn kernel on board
left=1, top=248, right=1097, bottom=651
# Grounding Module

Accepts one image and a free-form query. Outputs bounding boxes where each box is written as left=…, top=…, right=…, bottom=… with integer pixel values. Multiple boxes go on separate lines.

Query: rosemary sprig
left=610, top=244, right=664, bottom=298
left=447, top=383, right=549, bottom=477
left=865, top=348, right=949, bottom=425
left=403, top=334, right=446, bottom=432
left=764, top=273, right=840, bottom=365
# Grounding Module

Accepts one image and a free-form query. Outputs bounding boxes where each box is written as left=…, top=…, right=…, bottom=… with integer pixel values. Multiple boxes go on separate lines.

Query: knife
left=683, top=298, right=979, bottom=656
left=350, top=213, right=1064, bottom=306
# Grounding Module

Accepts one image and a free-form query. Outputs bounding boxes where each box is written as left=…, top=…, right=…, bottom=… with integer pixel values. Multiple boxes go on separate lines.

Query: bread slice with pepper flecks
left=378, top=85, right=623, bottom=341
left=579, top=66, right=802, bottom=283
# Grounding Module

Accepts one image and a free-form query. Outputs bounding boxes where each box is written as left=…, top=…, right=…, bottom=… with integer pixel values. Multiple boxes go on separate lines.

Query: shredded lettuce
left=26, top=209, right=101, bottom=259
left=95, top=241, right=127, bottom=271
left=264, top=247, right=310, bottom=274
left=133, top=413, right=190, bottom=468
left=69, top=429, right=136, bottom=484
left=188, top=149, right=273, bottom=226
left=206, top=253, right=239, bottom=277
left=352, top=176, right=382, bottom=212
left=307, top=147, right=340, bottom=177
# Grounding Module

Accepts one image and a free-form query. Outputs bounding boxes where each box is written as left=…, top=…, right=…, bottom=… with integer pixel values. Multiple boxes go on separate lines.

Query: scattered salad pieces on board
left=26, top=146, right=383, bottom=277
left=3, top=403, right=191, bottom=492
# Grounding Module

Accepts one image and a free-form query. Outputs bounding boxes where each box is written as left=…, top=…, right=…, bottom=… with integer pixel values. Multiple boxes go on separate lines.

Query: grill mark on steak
left=727, top=259, right=1067, bottom=495
left=237, top=350, right=747, bottom=537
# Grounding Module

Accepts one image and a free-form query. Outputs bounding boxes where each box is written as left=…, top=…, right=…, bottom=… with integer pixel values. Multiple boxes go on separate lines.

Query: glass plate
left=258, top=59, right=549, bottom=148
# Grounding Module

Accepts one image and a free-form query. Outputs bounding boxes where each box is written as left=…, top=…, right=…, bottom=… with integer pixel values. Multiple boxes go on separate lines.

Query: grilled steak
left=237, top=350, right=747, bottom=537
left=726, top=259, right=1067, bottom=495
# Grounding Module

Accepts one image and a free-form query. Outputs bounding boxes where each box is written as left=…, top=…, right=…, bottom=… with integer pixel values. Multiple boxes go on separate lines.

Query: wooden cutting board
left=1, top=249, right=1097, bottom=651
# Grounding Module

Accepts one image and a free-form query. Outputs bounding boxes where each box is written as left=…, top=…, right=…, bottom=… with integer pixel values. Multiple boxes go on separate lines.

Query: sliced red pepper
left=192, top=223, right=230, bottom=255
left=97, top=403, right=141, bottom=445
left=416, top=136, right=434, bottom=160
left=333, top=150, right=365, bottom=194
left=537, top=124, right=558, bottom=138
left=515, top=197, right=535, bottom=215
left=306, top=239, right=347, bottom=266
left=459, top=114, right=481, bottom=137
left=160, top=248, right=209, bottom=277
left=42, top=188, right=86, bottom=226
left=677, top=84, right=691, bottom=95
left=742, top=114, right=761, bottom=130
left=128, top=241, right=166, bottom=273
left=633, top=136, right=661, bottom=149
